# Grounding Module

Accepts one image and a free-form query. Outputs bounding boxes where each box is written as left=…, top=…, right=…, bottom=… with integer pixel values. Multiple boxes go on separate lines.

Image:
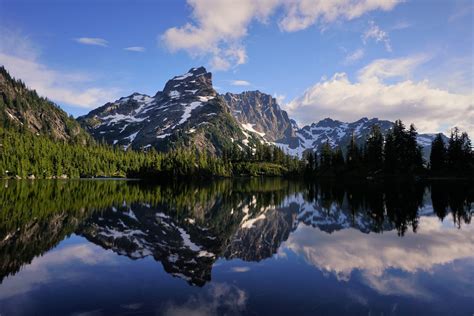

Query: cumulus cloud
left=284, top=56, right=474, bottom=134
left=0, top=30, right=120, bottom=108
left=230, top=80, right=251, bottom=86
left=362, top=20, right=392, bottom=52
left=161, top=0, right=276, bottom=70
left=162, top=0, right=402, bottom=70
left=74, top=37, right=108, bottom=47
left=124, top=46, right=146, bottom=52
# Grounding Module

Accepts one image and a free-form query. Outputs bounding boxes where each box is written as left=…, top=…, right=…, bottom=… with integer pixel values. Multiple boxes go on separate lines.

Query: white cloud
left=0, top=30, right=120, bottom=108
left=273, top=93, right=286, bottom=105
left=343, top=48, right=365, bottom=65
left=163, top=283, right=247, bottom=316
left=357, top=54, right=427, bottom=82
left=162, top=0, right=402, bottom=70
left=279, top=0, right=401, bottom=32
left=124, top=46, right=146, bottom=52
left=75, top=37, right=108, bottom=47
left=284, top=56, right=474, bottom=134
left=162, top=0, right=277, bottom=70
left=362, top=20, right=392, bottom=52
left=230, top=80, right=251, bottom=86
left=283, top=216, right=474, bottom=297
left=0, top=244, right=116, bottom=300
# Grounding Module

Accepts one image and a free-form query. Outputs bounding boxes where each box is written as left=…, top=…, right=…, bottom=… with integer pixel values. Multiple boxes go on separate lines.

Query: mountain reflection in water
left=0, top=179, right=472, bottom=315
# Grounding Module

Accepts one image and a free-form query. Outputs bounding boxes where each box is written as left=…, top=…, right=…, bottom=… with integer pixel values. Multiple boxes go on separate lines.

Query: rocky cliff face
left=223, top=91, right=297, bottom=145
left=220, top=90, right=442, bottom=159
left=0, top=66, right=90, bottom=144
left=78, top=67, right=260, bottom=155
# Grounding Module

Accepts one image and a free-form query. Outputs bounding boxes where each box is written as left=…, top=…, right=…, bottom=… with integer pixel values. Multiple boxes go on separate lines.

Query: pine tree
left=305, top=150, right=315, bottom=173
left=365, top=125, right=384, bottom=172
left=332, top=148, right=345, bottom=171
left=447, top=128, right=473, bottom=174
left=346, top=132, right=362, bottom=170
left=429, top=133, right=446, bottom=172
left=320, top=141, right=333, bottom=170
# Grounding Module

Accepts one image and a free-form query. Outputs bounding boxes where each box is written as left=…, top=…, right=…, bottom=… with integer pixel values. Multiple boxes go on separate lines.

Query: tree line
left=1, top=119, right=472, bottom=180
left=0, top=126, right=301, bottom=179
left=303, top=120, right=473, bottom=178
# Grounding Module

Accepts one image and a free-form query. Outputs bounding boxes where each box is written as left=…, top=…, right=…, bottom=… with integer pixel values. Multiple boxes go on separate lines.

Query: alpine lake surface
left=0, top=179, right=472, bottom=316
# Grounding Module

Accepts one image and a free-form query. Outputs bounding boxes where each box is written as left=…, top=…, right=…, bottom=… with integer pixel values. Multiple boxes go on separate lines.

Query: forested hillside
left=0, top=126, right=301, bottom=179
left=0, top=66, right=91, bottom=144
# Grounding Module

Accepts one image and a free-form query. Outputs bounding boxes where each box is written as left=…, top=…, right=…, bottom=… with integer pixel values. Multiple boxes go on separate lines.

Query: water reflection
left=0, top=179, right=472, bottom=315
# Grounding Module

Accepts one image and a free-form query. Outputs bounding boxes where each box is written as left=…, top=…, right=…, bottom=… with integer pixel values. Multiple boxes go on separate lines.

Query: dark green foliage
left=0, top=66, right=91, bottom=144
left=447, top=127, right=473, bottom=175
left=319, top=141, right=333, bottom=171
left=365, top=125, right=384, bottom=173
left=0, top=126, right=301, bottom=179
left=430, top=133, right=447, bottom=172
left=346, top=133, right=363, bottom=171
left=302, top=120, right=472, bottom=179
left=384, top=120, right=423, bottom=174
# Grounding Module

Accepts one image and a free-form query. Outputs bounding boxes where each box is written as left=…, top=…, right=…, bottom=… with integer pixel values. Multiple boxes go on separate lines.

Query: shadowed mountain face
left=77, top=67, right=259, bottom=156
left=1, top=179, right=472, bottom=287
left=0, top=67, right=91, bottom=144
left=223, top=91, right=297, bottom=145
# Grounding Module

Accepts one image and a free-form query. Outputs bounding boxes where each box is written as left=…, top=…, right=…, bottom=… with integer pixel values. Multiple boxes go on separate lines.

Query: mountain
left=223, top=91, right=298, bottom=146
left=78, top=67, right=260, bottom=155
left=276, top=117, right=393, bottom=156
left=220, top=89, right=444, bottom=159
left=0, top=66, right=90, bottom=144
left=275, top=117, right=447, bottom=158
left=76, top=66, right=446, bottom=158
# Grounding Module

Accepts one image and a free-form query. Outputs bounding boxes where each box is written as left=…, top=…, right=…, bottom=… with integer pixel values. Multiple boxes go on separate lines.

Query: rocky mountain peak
left=78, top=67, right=258, bottom=155
left=163, top=67, right=215, bottom=99
left=223, top=90, right=296, bottom=143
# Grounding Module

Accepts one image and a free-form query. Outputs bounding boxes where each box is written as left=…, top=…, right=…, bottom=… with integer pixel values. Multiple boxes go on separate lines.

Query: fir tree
left=429, top=133, right=447, bottom=172
left=365, top=125, right=384, bottom=172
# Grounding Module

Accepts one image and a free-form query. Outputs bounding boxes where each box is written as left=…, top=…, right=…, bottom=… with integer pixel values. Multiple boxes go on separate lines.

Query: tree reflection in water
left=0, top=179, right=472, bottom=286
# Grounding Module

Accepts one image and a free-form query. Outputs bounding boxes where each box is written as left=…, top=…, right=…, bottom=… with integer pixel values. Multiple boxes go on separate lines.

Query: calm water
left=0, top=179, right=472, bottom=316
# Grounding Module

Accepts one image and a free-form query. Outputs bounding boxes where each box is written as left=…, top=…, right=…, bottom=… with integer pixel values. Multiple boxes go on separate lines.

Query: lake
left=0, top=179, right=472, bottom=316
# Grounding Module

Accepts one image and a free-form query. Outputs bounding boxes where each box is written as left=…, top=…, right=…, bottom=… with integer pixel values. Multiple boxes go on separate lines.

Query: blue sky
left=0, top=0, right=472, bottom=133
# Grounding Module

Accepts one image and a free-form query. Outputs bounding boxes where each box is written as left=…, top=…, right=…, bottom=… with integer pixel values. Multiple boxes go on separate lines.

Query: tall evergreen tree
left=346, top=133, right=362, bottom=170
left=384, top=120, right=423, bottom=174
left=430, top=133, right=447, bottom=172
left=319, top=141, right=333, bottom=170
left=447, top=128, right=473, bottom=174
left=365, top=125, right=384, bottom=172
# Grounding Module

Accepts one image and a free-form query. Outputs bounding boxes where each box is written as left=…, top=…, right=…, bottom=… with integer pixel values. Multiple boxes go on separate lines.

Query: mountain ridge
left=1, top=64, right=449, bottom=158
left=77, top=67, right=261, bottom=155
